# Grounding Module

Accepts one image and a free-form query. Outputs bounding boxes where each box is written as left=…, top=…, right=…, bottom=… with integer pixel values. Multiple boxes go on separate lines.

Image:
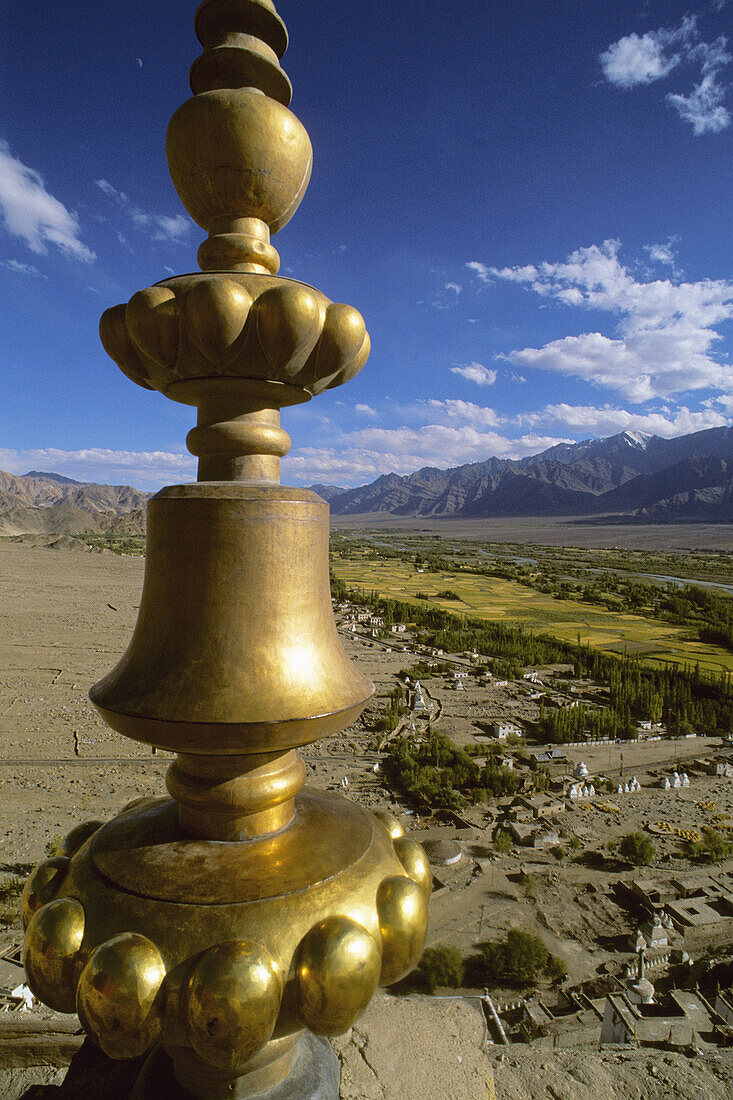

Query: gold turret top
left=99, top=0, right=369, bottom=482
left=167, top=0, right=312, bottom=275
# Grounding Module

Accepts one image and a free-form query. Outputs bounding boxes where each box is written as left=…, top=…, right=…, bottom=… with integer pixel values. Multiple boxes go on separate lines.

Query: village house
left=601, top=989, right=722, bottom=1048
left=492, top=720, right=523, bottom=741
left=516, top=793, right=566, bottom=819
left=506, top=820, right=560, bottom=848
left=529, top=749, right=568, bottom=769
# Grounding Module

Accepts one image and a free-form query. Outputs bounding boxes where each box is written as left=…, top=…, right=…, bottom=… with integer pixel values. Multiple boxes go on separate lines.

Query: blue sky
left=1, top=0, right=732, bottom=490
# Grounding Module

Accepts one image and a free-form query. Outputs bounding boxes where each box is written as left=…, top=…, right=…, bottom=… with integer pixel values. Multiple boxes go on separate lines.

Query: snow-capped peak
left=620, top=430, right=651, bottom=449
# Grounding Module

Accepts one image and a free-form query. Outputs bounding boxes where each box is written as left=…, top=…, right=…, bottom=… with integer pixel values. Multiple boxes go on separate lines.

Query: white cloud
left=466, top=261, right=490, bottom=282
left=645, top=240, right=678, bottom=268
left=600, top=19, right=694, bottom=88
left=479, top=239, right=733, bottom=401
left=150, top=214, right=190, bottom=242
left=0, top=447, right=195, bottom=490
left=445, top=282, right=462, bottom=295
left=0, top=141, right=94, bottom=261
left=601, top=15, right=731, bottom=134
left=354, top=403, right=377, bottom=416
left=2, top=258, right=47, bottom=278
left=523, top=402, right=730, bottom=437
left=693, top=33, right=732, bottom=75
left=95, top=179, right=191, bottom=243
left=667, top=72, right=731, bottom=133
left=712, top=393, right=733, bottom=413
left=450, top=362, right=497, bottom=386
left=427, top=399, right=503, bottom=427
left=284, top=425, right=573, bottom=486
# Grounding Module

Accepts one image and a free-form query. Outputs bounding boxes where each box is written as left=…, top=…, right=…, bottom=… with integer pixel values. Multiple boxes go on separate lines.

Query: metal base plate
left=131, top=1033, right=340, bottom=1100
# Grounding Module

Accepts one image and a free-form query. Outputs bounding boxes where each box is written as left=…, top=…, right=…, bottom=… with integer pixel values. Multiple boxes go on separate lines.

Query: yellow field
left=331, top=556, right=733, bottom=676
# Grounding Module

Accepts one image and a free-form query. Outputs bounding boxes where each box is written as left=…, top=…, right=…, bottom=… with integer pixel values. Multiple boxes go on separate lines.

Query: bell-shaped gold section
left=90, top=483, right=372, bottom=753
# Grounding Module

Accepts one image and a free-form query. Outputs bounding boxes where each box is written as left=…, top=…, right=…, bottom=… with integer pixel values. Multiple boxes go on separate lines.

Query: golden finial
left=99, top=0, right=370, bottom=481
left=22, top=4, right=429, bottom=1095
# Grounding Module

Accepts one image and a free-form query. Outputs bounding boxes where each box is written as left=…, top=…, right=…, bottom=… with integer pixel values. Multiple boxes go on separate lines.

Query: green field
left=331, top=556, right=733, bottom=676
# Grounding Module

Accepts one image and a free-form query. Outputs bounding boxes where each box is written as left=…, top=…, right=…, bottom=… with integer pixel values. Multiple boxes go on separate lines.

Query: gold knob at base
left=76, top=933, right=166, bottom=1060
left=186, top=941, right=282, bottom=1071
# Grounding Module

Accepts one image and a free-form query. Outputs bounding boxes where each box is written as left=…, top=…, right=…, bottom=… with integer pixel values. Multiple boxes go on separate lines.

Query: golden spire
left=21, top=4, right=429, bottom=1096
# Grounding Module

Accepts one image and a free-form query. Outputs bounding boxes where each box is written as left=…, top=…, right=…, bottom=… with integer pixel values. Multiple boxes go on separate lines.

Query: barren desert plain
left=3, top=530, right=733, bottom=1098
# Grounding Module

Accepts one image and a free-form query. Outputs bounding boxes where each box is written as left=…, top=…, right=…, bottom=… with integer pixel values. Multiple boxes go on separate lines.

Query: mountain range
left=324, top=427, right=733, bottom=520
left=0, top=469, right=148, bottom=536
left=1, top=427, right=733, bottom=534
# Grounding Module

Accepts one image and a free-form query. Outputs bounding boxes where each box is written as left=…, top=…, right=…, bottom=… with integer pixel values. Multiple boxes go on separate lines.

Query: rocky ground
left=5, top=993, right=733, bottom=1099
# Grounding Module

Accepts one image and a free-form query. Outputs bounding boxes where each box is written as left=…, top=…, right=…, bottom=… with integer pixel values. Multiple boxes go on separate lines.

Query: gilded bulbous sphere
left=23, top=897, right=85, bottom=1013
left=21, top=857, right=70, bottom=930
left=377, top=876, right=429, bottom=985
left=184, top=940, right=283, bottom=1072
left=166, top=89, right=312, bottom=234
left=76, top=932, right=166, bottom=1059
left=372, top=809, right=405, bottom=840
left=393, top=836, right=432, bottom=897
left=55, top=820, right=104, bottom=858
left=295, top=916, right=381, bottom=1036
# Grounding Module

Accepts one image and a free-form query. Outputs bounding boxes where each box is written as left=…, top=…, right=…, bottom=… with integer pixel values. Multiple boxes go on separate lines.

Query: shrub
left=618, top=831, right=655, bottom=866
left=685, top=827, right=733, bottom=863
left=480, top=929, right=564, bottom=986
left=545, top=954, right=568, bottom=983
left=418, top=944, right=465, bottom=992
left=493, top=830, right=512, bottom=854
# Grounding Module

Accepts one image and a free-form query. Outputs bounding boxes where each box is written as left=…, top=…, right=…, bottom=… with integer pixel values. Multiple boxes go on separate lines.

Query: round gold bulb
left=295, top=916, right=381, bottom=1036
left=55, top=820, right=104, bottom=858
left=23, top=897, right=85, bottom=1013
left=377, top=876, right=428, bottom=986
left=393, top=836, right=432, bottom=896
left=185, top=940, right=282, bottom=1072
left=372, top=809, right=405, bottom=840
left=21, top=857, right=70, bottom=930
left=76, top=932, right=166, bottom=1059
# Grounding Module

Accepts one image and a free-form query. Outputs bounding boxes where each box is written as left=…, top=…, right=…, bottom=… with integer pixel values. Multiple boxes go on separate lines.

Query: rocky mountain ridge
left=2, top=426, right=733, bottom=533
left=0, top=470, right=148, bottom=536
left=327, top=427, right=733, bottom=520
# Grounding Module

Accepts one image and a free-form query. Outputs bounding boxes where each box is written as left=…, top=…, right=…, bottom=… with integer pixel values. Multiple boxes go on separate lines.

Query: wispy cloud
left=644, top=238, right=679, bottom=269
left=0, top=141, right=94, bottom=261
left=285, top=426, right=574, bottom=486
left=0, top=447, right=195, bottom=490
left=96, top=179, right=190, bottom=242
left=600, top=16, right=696, bottom=88
left=667, top=70, right=731, bottom=133
left=450, top=362, right=497, bottom=386
left=354, top=403, right=378, bottom=417
left=600, top=14, right=731, bottom=134
left=520, top=402, right=729, bottom=438
left=471, top=239, right=733, bottom=402
left=427, top=398, right=503, bottom=428
left=1, top=258, right=47, bottom=278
